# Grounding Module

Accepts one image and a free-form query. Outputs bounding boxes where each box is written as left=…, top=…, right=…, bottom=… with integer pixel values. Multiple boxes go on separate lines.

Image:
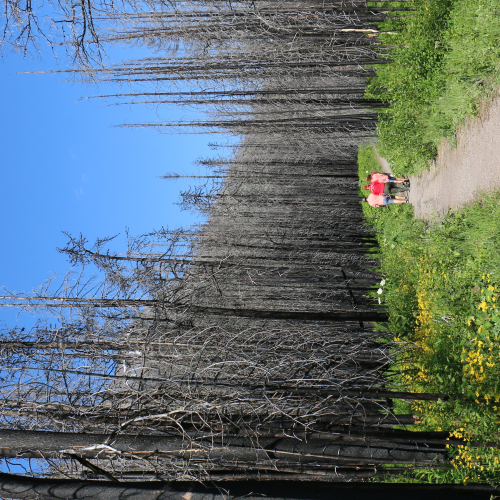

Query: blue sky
left=0, top=46, right=220, bottom=327
left=0, top=46, right=230, bottom=477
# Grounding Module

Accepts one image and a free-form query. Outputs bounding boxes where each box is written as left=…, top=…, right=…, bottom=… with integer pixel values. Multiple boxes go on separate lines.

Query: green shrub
left=359, top=145, right=500, bottom=483
left=368, top=0, right=500, bottom=175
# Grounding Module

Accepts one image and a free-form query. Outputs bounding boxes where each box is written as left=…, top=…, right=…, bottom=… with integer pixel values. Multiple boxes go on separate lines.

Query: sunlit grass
left=358, top=145, right=500, bottom=484
left=367, top=0, right=500, bottom=176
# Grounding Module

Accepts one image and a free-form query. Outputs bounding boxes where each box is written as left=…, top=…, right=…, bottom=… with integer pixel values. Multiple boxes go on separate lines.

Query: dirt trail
left=405, top=93, right=500, bottom=220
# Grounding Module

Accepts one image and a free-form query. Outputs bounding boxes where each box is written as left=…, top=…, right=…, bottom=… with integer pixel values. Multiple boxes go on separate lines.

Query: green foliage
left=359, top=147, right=500, bottom=483
left=368, top=0, right=500, bottom=175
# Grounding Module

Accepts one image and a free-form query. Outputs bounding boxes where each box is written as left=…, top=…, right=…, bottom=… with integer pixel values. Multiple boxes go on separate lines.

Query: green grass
left=358, top=145, right=500, bottom=484
left=367, top=0, right=500, bottom=176
left=360, top=0, right=500, bottom=484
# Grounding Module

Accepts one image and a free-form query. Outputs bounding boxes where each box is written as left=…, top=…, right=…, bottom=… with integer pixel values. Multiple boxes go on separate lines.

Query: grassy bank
left=359, top=146, right=500, bottom=484
left=359, top=0, right=500, bottom=484
left=368, top=0, right=500, bottom=175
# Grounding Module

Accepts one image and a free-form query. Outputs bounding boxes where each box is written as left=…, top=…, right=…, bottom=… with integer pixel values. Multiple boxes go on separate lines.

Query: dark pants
left=384, top=182, right=408, bottom=195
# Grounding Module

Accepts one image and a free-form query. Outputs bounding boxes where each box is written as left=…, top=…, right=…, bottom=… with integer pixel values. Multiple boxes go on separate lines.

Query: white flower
left=391, top=243, right=395, bottom=248
left=378, top=297, right=381, bottom=304
left=377, top=288, right=383, bottom=295
left=380, top=279, right=386, bottom=286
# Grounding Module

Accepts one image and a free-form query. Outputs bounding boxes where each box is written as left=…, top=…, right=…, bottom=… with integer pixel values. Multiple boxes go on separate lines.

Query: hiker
left=366, top=172, right=409, bottom=184
left=364, top=193, right=408, bottom=207
left=364, top=181, right=408, bottom=196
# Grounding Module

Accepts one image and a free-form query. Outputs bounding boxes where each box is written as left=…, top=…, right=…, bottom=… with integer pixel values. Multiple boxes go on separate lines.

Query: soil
left=378, top=92, right=500, bottom=221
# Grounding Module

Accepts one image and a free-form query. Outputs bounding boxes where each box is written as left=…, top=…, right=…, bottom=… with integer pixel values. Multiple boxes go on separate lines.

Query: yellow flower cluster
left=449, top=442, right=481, bottom=483
left=397, top=266, right=440, bottom=390
left=448, top=433, right=500, bottom=484
left=396, top=263, right=500, bottom=482
left=478, top=300, right=488, bottom=312
left=461, top=279, right=500, bottom=404
left=461, top=337, right=496, bottom=384
left=414, top=270, right=439, bottom=354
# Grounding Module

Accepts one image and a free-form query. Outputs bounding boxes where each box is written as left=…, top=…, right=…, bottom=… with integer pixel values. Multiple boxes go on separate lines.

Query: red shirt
left=372, top=172, right=390, bottom=183
left=369, top=181, right=385, bottom=195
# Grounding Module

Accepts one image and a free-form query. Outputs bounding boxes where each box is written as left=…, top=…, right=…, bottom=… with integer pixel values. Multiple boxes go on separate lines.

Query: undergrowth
left=367, top=0, right=500, bottom=175
left=359, top=145, right=500, bottom=484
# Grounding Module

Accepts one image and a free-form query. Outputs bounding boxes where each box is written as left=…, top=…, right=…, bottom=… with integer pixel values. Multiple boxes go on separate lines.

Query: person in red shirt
left=364, top=193, right=407, bottom=207
left=366, top=172, right=409, bottom=184
left=364, top=182, right=385, bottom=196
left=363, top=181, right=408, bottom=196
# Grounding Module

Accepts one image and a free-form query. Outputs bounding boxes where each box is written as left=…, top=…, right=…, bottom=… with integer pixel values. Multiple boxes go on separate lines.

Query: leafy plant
left=359, top=145, right=500, bottom=483
left=367, top=0, right=500, bottom=175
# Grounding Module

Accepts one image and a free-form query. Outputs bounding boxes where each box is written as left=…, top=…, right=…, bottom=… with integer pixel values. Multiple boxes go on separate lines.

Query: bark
left=0, top=429, right=445, bottom=464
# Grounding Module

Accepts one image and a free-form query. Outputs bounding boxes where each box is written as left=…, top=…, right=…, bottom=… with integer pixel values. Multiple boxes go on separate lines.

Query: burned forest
left=0, top=0, right=464, bottom=496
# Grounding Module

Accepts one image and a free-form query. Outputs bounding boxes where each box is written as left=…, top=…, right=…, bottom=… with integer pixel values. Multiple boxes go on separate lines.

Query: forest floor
left=400, top=91, right=500, bottom=221
left=362, top=125, right=500, bottom=483
left=361, top=0, right=500, bottom=484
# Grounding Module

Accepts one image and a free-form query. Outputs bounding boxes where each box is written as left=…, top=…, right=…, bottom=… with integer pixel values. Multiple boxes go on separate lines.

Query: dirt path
left=406, top=93, right=500, bottom=220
